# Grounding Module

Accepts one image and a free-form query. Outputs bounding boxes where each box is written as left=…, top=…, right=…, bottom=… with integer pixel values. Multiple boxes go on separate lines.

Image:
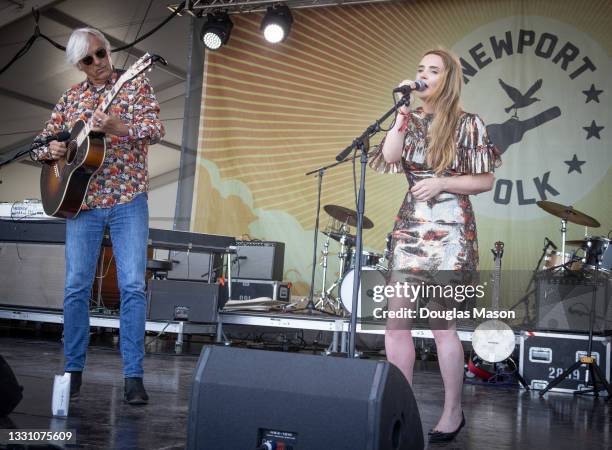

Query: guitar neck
left=492, top=257, right=501, bottom=310
left=76, top=73, right=134, bottom=146
left=98, top=81, right=126, bottom=113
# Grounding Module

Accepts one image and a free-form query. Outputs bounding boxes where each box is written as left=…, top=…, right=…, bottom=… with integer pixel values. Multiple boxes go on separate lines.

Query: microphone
left=392, top=80, right=428, bottom=95
left=545, top=237, right=557, bottom=249
left=32, top=131, right=71, bottom=147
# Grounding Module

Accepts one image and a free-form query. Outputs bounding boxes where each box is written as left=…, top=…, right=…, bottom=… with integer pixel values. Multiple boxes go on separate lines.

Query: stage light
left=200, top=11, right=233, bottom=50
left=260, top=4, right=293, bottom=44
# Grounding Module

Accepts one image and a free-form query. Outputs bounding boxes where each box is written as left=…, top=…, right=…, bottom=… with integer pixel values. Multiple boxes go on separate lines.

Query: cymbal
left=323, top=230, right=356, bottom=245
left=323, top=204, right=374, bottom=229
left=536, top=201, right=600, bottom=227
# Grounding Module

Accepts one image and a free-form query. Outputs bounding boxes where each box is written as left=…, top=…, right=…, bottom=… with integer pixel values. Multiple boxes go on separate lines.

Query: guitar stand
left=466, top=355, right=530, bottom=389
left=486, top=366, right=530, bottom=389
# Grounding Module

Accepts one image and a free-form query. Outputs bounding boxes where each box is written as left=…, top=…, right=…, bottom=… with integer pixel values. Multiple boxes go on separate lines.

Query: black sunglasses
left=81, top=48, right=107, bottom=66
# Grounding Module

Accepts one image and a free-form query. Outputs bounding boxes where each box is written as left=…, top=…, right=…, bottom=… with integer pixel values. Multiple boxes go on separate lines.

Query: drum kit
left=535, top=201, right=611, bottom=274
left=315, top=204, right=387, bottom=315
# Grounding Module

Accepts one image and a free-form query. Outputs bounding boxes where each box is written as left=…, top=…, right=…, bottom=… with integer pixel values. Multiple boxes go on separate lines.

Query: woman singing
left=369, top=48, right=501, bottom=443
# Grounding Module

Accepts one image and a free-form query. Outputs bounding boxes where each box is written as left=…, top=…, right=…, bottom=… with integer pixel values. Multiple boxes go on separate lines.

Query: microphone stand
left=0, top=147, right=37, bottom=168
left=509, top=239, right=552, bottom=325
left=0, top=138, right=55, bottom=169
left=300, top=155, right=369, bottom=315
left=303, top=167, right=325, bottom=314
left=335, top=95, right=411, bottom=358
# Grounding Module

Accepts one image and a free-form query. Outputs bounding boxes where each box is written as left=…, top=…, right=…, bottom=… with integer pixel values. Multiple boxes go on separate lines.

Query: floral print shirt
left=33, top=70, right=164, bottom=209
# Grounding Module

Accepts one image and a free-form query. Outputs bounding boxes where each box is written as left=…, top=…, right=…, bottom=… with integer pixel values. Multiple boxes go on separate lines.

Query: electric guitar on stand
left=39, top=53, right=166, bottom=219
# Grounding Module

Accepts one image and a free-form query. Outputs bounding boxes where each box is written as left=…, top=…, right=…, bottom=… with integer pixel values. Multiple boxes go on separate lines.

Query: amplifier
left=0, top=219, right=66, bottom=243
left=147, top=279, right=228, bottom=323
left=230, top=278, right=291, bottom=302
left=166, top=251, right=223, bottom=282
left=0, top=200, right=53, bottom=221
left=0, top=242, right=65, bottom=310
left=535, top=272, right=612, bottom=334
left=519, top=331, right=611, bottom=394
left=231, top=240, right=285, bottom=281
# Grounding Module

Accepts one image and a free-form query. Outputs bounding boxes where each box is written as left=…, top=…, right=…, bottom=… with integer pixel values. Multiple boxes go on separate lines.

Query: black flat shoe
left=428, top=412, right=465, bottom=443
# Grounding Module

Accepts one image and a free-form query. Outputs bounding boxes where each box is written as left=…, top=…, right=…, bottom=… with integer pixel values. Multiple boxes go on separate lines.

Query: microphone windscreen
left=56, top=131, right=71, bottom=142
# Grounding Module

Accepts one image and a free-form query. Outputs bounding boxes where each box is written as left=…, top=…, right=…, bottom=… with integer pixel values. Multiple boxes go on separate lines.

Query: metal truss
left=168, top=0, right=394, bottom=15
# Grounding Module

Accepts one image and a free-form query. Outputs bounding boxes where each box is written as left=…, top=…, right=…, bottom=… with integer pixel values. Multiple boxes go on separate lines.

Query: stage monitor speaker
left=187, top=346, right=424, bottom=450
left=231, top=240, right=285, bottom=281
left=0, top=355, right=23, bottom=417
left=535, top=273, right=612, bottom=334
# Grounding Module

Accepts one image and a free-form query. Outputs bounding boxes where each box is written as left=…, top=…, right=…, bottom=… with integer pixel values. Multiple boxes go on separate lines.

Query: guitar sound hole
left=65, top=141, right=77, bottom=164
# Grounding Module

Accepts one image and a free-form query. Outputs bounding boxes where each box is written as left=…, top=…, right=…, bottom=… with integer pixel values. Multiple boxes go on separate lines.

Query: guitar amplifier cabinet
left=230, top=279, right=291, bottom=302
left=535, top=272, right=612, bottom=334
left=0, top=219, right=66, bottom=243
left=231, top=240, right=285, bottom=281
left=519, top=331, right=611, bottom=394
left=0, top=242, right=65, bottom=310
left=147, top=279, right=228, bottom=323
left=165, top=251, right=223, bottom=282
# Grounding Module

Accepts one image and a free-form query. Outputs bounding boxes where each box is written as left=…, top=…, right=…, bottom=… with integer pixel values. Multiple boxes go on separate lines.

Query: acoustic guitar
left=40, top=53, right=165, bottom=219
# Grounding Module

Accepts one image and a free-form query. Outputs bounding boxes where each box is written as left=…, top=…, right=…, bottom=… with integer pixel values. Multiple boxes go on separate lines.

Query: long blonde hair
left=423, top=49, right=463, bottom=173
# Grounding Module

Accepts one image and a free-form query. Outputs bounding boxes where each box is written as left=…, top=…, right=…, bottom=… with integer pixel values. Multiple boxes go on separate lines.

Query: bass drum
left=340, top=267, right=387, bottom=316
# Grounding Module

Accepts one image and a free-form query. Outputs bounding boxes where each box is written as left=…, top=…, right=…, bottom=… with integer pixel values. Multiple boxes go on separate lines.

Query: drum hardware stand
left=509, top=238, right=553, bottom=325
left=314, top=231, right=344, bottom=314
left=335, top=93, right=411, bottom=358
left=538, top=263, right=612, bottom=399
left=322, top=223, right=353, bottom=312
left=317, top=234, right=331, bottom=303
left=560, top=218, right=568, bottom=271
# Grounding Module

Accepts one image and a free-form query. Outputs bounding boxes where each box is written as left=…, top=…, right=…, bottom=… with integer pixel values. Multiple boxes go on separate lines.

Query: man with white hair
left=33, top=27, right=165, bottom=405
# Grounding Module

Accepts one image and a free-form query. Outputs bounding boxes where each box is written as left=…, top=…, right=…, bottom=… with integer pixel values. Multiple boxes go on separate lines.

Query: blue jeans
left=63, top=193, right=148, bottom=378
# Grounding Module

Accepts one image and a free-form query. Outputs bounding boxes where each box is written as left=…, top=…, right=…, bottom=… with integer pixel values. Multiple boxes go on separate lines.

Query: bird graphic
left=498, top=78, right=542, bottom=118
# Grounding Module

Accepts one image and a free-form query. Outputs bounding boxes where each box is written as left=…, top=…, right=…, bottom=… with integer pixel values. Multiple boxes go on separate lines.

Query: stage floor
left=1, top=336, right=610, bottom=450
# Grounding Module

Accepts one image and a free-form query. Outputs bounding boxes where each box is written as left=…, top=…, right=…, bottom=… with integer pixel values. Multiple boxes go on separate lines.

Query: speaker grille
left=535, top=273, right=612, bottom=333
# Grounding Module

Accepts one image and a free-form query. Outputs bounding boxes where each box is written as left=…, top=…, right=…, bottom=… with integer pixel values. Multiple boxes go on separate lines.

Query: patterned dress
left=370, top=108, right=501, bottom=274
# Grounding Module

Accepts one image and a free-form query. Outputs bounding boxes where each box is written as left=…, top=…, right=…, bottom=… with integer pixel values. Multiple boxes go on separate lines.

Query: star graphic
left=583, top=120, right=604, bottom=139
left=564, top=154, right=586, bottom=174
left=582, top=84, right=603, bottom=103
